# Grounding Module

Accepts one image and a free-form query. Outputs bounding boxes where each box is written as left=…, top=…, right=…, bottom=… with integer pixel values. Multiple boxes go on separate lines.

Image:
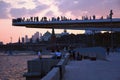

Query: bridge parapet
left=12, top=18, right=120, bottom=29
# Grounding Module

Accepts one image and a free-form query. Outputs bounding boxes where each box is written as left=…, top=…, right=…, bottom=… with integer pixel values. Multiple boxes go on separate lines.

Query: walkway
left=63, top=53, right=120, bottom=80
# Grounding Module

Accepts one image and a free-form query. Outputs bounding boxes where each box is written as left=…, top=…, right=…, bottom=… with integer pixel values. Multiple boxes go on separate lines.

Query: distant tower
left=39, top=33, right=42, bottom=41
left=18, top=37, right=21, bottom=43
left=51, top=28, right=56, bottom=42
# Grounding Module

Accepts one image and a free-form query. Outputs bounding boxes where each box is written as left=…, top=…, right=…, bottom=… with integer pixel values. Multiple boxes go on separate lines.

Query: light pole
left=110, top=10, right=113, bottom=51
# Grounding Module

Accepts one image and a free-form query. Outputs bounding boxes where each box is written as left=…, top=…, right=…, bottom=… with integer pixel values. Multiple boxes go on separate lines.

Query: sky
left=0, top=0, right=120, bottom=44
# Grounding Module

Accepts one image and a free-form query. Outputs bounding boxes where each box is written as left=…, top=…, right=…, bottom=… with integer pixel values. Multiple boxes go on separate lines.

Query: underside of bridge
left=12, top=18, right=120, bottom=31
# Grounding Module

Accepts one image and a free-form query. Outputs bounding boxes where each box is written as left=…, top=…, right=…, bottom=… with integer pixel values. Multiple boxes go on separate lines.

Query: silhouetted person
left=93, top=15, right=96, bottom=20
left=38, top=51, right=42, bottom=59
left=100, top=16, right=103, bottom=19
left=55, top=50, right=62, bottom=59
left=33, top=17, right=35, bottom=21
left=22, top=17, right=25, bottom=22
left=36, top=17, right=39, bottom=22
left=72, top=51, right=75, bottom=60
left=57, top=17, right=60, bottom=21
left=30, top=17, right=33, bottom=21
left=77, top=52, right=80, bottom=60
left=9, top=50, right=12, bottom=55
left=106, top=47, right=110, bottom=55
left=109, top=10, right=113, bottom=19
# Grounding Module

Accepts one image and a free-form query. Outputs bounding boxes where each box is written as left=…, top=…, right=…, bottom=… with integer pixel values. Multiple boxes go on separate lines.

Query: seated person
left=55, top=50, right=62, bottom=59
left=38, top=51, right=42, bottom=59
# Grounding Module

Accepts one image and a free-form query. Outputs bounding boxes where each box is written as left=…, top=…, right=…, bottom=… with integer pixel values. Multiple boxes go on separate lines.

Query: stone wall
left=23, top=53, right=70, bottom=80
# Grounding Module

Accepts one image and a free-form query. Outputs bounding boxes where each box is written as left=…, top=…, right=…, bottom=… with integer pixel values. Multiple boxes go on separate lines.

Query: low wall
left=41, top=53, right=70, bottom=80
left=63, top=53, right=70, bottom=65
left=23, top=53, right=70, bottom=80
left=23, top=58, right=60, bottom=80
left=41, top=68, right=60, bottom=80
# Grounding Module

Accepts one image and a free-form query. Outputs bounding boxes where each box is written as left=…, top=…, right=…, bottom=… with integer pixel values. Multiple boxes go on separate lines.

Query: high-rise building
left=32, top=32, right=39, bottom=43
left=42, top=31, right=51, bottom=41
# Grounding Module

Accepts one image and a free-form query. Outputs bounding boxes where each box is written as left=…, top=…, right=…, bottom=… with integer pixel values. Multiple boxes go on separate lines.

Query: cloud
left=28, top=5, right=49, bottom=15
left=1, top=0, right=119, bottom=19
left=0, top=1, right=11, bottom=19
left=10, top=3, right=49, bottom=18
left=45, top=11, right=54, bottom=17
left=17, top=1, right=26, bottom=5
left=10, top=7, right=28, bottom=18
left=57, top=0, right=120, bottom=18
left=0, top=0, right=49, bottom=18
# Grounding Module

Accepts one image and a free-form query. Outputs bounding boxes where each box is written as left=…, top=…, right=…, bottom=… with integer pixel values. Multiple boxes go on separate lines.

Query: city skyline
left=0, top=0, right=120, bottom=44
left=10, top=29, right=70, bottom=44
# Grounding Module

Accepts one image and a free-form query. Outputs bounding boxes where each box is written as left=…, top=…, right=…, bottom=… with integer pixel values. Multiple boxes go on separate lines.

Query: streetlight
left=109, top=10, right=113, bottom=51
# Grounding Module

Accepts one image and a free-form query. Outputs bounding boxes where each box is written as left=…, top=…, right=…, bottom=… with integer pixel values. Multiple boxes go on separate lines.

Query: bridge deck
left=12, top=18, right=120, bottom=30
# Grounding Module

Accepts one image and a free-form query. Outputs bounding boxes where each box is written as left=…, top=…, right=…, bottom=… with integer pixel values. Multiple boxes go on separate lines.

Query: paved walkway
left=63, top=53, right=120, bottom=80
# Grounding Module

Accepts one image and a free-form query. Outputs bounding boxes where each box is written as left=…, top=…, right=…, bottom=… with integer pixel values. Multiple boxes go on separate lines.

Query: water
left=0, top=54, right=37, bottom=80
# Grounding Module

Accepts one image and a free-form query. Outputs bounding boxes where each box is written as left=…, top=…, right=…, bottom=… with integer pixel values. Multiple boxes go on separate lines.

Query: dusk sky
left=0, top=0, right=120, bottom=44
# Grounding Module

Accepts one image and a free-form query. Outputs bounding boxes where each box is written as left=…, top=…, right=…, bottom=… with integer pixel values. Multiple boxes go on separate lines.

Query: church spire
left=18, top=37, right=21, bottom=43
left=51, top=28, right=56, bottom=42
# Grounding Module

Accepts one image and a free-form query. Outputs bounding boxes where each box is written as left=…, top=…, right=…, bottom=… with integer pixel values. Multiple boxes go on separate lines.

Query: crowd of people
left=37, top=49, right=62, bottom=59
left=51, top=49, right=62, bottom=59
left=12, top=10, right=113, bottom=23
left=12, top=16, right=72, bottom=23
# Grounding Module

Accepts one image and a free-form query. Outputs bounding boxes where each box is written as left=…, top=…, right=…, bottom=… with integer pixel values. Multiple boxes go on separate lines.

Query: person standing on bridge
left=109, top=10, right=113, bottom=19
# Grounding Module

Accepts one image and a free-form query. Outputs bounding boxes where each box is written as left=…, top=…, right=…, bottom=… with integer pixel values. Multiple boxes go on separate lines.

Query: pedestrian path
left=63, top=53, right=120, bottom=80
